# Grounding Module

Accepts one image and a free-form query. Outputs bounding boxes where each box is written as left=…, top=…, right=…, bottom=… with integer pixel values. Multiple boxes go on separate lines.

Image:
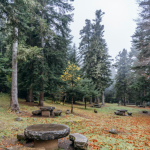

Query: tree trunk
left=39, top=9, right=45, bottom=106
left=85, top=98, right=86, bottom=109
left=143, top=89, right=145, bottom=107
left=39, top=75, right=44, bottom=106
left=97, top=96, right=99, bottom=104
left=124, top=98, right=126, bottom=106
left=94, top=97, right=97, bottom=103
left=140, top=91, right=142, bottom=105
left=102, top=91, right=105, bottom=105
left=63, top=94, right=66, bottom=105
left=82, top=97, right=84, bottom=102
left=39, top=91, right=44, bottom=106
left=89, top=97, right=92, bottom=104
left=71, top=96, right=73, bottom=113
left=95, top=97, right=99, bottom=104
left=124, top=94, right=126, bottom=106
left=26, top=88, right=33, bottom=102
left=10, top=27, right=20, bottom=112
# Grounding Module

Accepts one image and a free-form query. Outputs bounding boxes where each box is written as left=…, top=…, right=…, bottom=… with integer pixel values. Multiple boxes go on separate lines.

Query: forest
left=0, top=0, right=150, bottom=111
left=1, top=0, right=150, bottom=150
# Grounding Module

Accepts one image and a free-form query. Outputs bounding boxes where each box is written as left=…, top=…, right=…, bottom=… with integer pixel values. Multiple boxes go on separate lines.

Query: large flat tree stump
left=24, top=124, right=70, bottom=150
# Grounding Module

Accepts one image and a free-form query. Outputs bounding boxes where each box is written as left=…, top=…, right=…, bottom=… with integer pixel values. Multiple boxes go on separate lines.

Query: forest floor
left=0, top=93, right=150, bottom=150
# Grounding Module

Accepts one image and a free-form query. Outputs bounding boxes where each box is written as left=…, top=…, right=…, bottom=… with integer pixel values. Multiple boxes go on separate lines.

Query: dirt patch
left=17, top=111, right=32, bottom=118
left=74, top=102, right=92, bottom=107
left=1, top=138, right=74, bottom=150
left=30, top=115, right=55, bottom=118
left=19, top=101, right=39, bottom=107
left=17, top=101, right=56, bottom=118
left=24, top=139, right=74, bottom=150
left=74, top=113, right=92, bottom=119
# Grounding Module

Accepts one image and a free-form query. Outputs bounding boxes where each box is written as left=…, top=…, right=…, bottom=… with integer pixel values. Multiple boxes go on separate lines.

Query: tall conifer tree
left=115, top=49, right=128, bottom=106
left=79, top=10, right=112, bottom=104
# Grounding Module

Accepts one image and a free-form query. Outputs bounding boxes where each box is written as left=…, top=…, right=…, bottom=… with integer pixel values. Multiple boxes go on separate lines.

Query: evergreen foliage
left=129, top=0, right=150, bottom=105
left=0, top=53, right=11, bottom=92
left=114, top=49, right=129, bottom=105
left=132, top=0, right=150, bottom=73
left=79, top=10, right=112, bottom=103
left=0, top=0, right=74, bottom=109
left=2, top=0, right=150, bottom=108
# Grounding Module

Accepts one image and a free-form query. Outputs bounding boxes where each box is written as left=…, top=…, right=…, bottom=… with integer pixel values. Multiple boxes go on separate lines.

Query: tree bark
left=89, top=97, right=92, bottom=104
left=39, top=55, right=44, bottom=106
left=97, top=96, right=99, bottom=104
left=102, top=91, right=105, bottom=105
left=39, top=91, right=44, bottom=106
left=95, top=97, right=99, bottom=104
left=26, top=88, right=33, bottom=102
left=63, top=93, right=66, bottom=105
left=71, top=96, right=73, bottom=113
left=85, top=98, right=86, bottom=109
left=82, top=97, right=84, bottom=102
left=143, top=89, right=145, bottom=107
left=10, top=27, right=20, bottom=112
left=39, top=3, right=45, bottom=106
left=124, top=94, right=126, bottom=106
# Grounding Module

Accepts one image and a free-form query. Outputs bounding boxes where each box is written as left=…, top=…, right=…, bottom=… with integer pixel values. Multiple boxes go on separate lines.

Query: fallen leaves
left=1, top=94, right=150, bottom=150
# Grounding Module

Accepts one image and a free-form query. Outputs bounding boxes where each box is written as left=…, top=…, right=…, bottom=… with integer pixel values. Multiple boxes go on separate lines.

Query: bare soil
left=1, top=137, right=74, bottom=150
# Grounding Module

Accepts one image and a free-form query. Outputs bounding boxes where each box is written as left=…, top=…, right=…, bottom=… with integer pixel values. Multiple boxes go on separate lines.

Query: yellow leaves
left=77, top=76, right=81, bottom=80
left=64, top=71, right=68, bottom=75
left=60, top=61, right=80, bottom=84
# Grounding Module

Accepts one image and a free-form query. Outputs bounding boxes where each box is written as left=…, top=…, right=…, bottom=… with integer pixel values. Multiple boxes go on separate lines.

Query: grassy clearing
left=0, top=94, right=150, bottom=149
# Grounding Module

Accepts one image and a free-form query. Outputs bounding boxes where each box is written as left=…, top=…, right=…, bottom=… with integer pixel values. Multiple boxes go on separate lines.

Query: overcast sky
left=70, top=0, right=139, bottom=60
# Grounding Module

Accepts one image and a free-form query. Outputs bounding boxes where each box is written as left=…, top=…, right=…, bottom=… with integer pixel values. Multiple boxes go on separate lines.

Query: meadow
left=0, top=94, right=150, bottom=150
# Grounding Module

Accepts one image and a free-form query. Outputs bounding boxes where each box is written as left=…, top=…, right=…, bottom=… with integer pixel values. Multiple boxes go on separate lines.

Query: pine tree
left=131, top=0, right=150, bottom=105
left=132, top=0, right=150, bottom=74
left=79, top=19, right=92, bottom=66
left=0, top=53, right=11, bottom=92
left=79, top=78, right=98, bottom=109
left=67, top=44, right=79, bottom=65
left=34, top=0, right=74, bottom=106
left=115, top=49, right=129, bottom=106
left=79, top=10, right=112, bottom=104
